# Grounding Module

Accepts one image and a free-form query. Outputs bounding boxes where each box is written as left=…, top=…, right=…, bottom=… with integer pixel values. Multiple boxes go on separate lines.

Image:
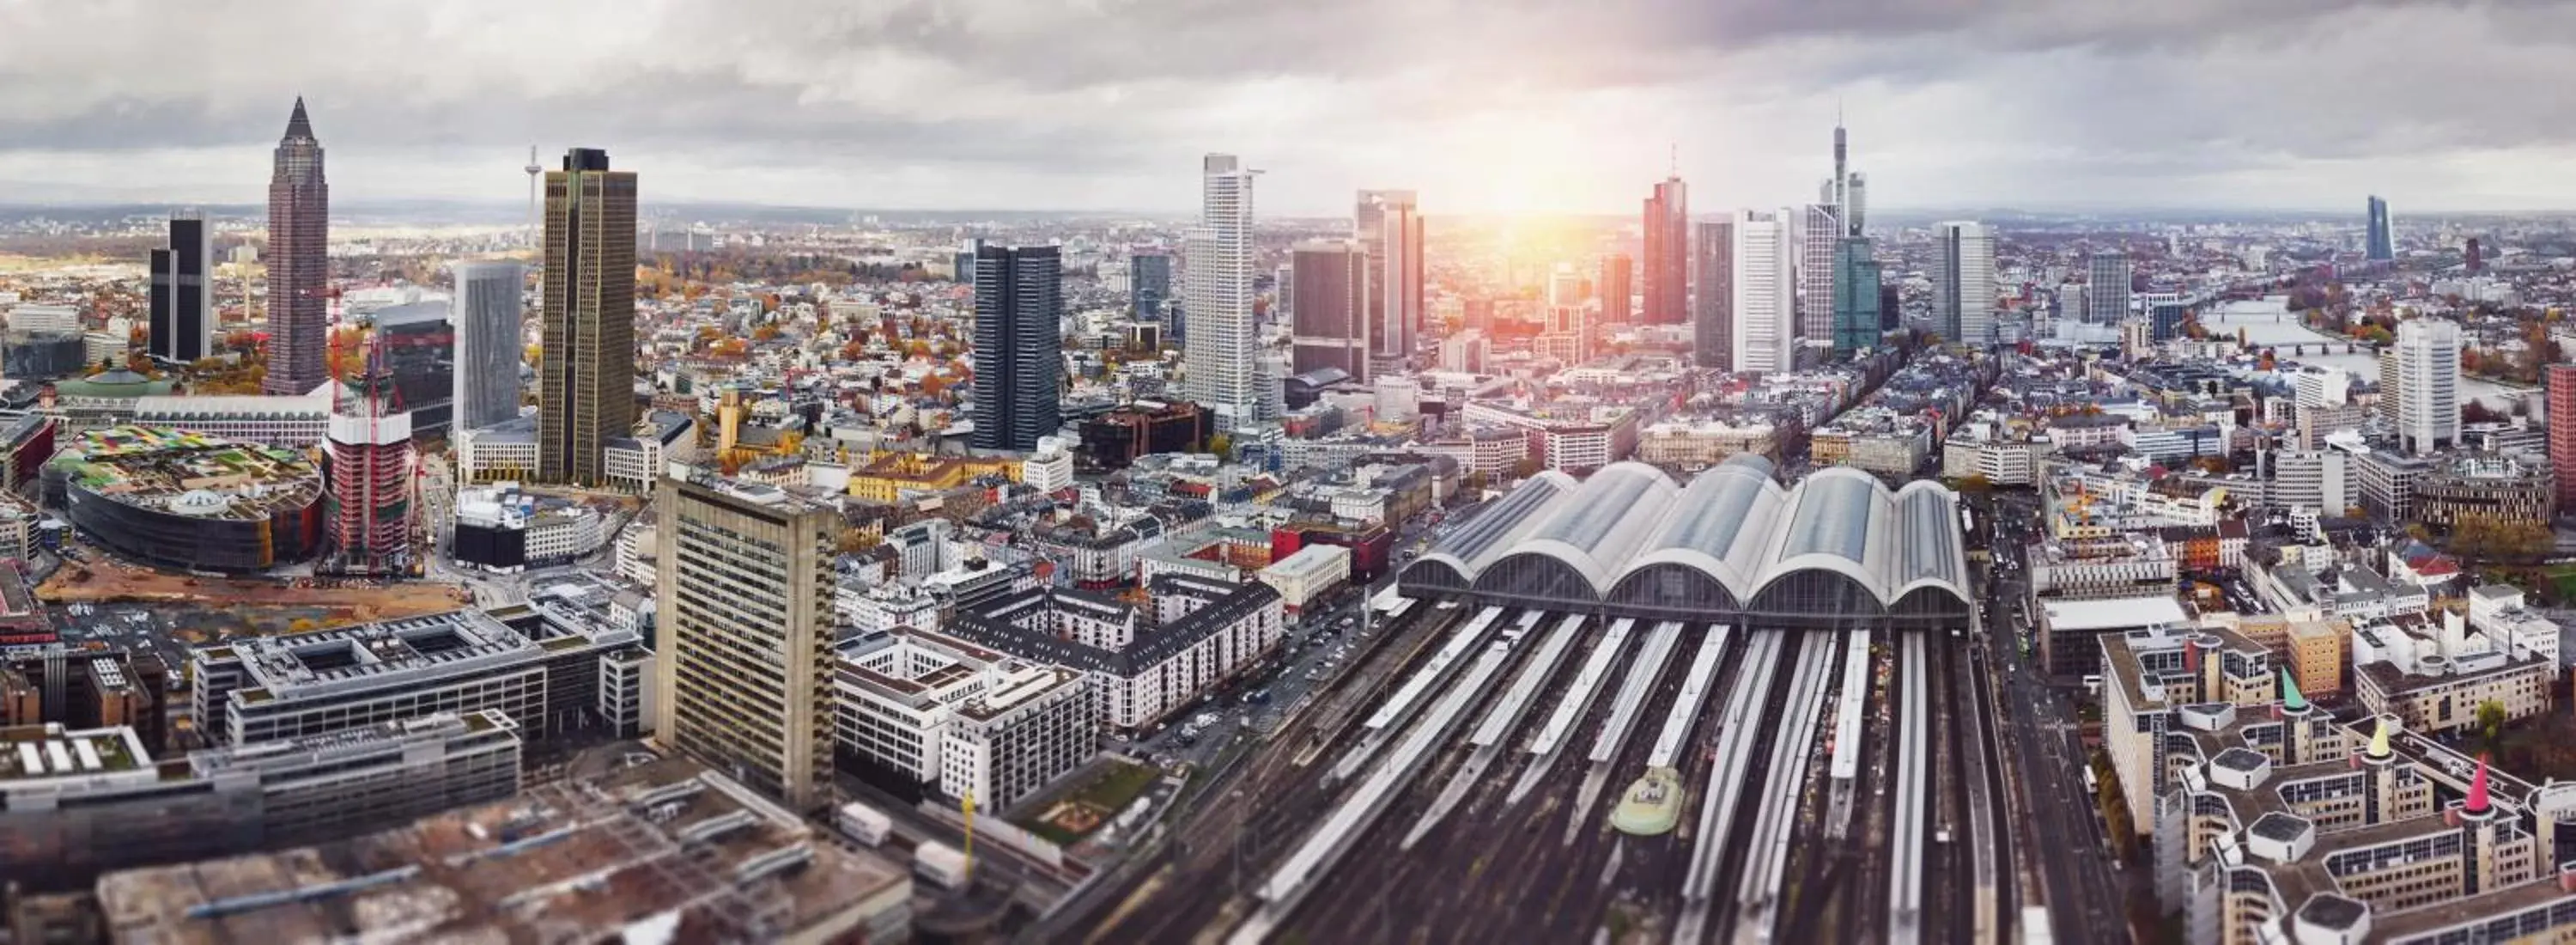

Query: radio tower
left=324, top=334, right=416, bottom=576
left=524, top=145, right=543, bottom=254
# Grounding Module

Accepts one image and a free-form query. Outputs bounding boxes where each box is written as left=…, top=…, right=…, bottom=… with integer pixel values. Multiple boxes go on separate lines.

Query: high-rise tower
left=2366, top=196, right=2395, bottom=262
left=1693, top=220, right=1734, bottom=370
left=2392, top=318, right=2460, bottom=455
left=149, top=214, right=212, bottom=363
left=263, top=97, right=329, bottom=395
left=1131, top=248, right=1173, bottom=321
left=1184, top=155, right=1259, bottom=429
left=1289, top=240, right=1370, bottom=381
left=655, top=472, right=837, bottom=810
left=2086, top=251, right=2133, bottom=324
left=522, top=146, right=543, bottom=252
left=1730, top=210, right=1796, bottom=375
left=969, top=244, right=1064, bottom=453
left=2548, top=364, right=2576, bottom=512
left=1599, top=253, right=1633, bottom=326
left=537, top=148, right=638, bottom=487
left=1356, top=190, right=1422, bottom=368
left=1798, top=204, right=1842, bottom=341
left=1641, top=177, right=1690, bottom=326
left=323, top=342, right=415, bottom=576
left=448, top=260, right=526, bottom=432
left=1933, top=222, right=1997, bottom=346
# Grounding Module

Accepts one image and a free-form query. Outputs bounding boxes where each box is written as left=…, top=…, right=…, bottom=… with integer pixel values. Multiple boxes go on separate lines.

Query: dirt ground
left=41, top=559, right=471, bottom=636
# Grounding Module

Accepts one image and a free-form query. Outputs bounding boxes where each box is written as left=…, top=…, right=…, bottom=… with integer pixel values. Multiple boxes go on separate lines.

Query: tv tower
left=523, top=145, right=542, bottom=253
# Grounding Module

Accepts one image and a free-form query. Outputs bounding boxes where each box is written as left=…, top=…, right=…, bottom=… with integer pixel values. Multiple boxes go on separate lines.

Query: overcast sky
left=1, top=0, right=2568, bottom=216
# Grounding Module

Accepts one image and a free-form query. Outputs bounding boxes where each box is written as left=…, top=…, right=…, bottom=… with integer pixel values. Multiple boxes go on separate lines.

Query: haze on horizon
left=2, top=0, right=2569, bottom=217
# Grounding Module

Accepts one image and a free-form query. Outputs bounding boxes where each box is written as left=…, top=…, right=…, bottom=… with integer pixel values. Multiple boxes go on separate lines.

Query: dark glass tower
left=263, top=98, right=328, bottom=394
left=1692, top=219, right=1732, bottom=370
left=149, top=216, right=211, bottom=363
left=537, top=148, right=638, bottom=487
left=969, top=245, right=1063, bottom=453
left=1131, top=249, right=1172, bottom=321
left=2366, top=196, right=2394, bottom=261
left=1830, top=237, right=1882, bottom=357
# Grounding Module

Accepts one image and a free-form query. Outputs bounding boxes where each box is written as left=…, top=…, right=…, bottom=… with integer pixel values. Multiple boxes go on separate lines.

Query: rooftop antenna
left=1668, top=143, right=1678, bottom=179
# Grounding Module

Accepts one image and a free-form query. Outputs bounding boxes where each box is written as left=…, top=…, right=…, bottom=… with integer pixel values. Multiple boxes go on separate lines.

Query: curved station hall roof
left=1400, top=456, right=1972, bottom=628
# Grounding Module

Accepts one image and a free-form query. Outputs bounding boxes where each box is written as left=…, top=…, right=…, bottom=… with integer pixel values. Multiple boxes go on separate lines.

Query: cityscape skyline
left=8, top=3, right=2576, bottom=215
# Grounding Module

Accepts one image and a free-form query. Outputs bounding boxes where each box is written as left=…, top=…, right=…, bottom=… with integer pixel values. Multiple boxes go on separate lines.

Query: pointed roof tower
left=285, top=96, right=314, bottom=140
left=2466, top=755, right=2493, bottom=814
left=2367, top=716, right=2392, bottom=761
left=2280, top=668, right=2307, bottom=713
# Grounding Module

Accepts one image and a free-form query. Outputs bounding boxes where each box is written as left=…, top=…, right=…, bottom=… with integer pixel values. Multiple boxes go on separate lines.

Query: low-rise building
left=190, top=605, right=645, bottom=747
left=1259, top=543, right=1350, bottom=616
left=940, top=663, right=1093, bottom=812
left=2415, top=451, right=2555, bottom=527
left=93, top=757, right=914, bottom=945
left=948, top=576, right=1285, bottom=731
left=2028, top=534, right=2178, bottom=602
left=0, top=710, right=521, bottom=893
left=2038, top=594, right=2190, bottom=679
left=2352, top=616, right=2554, bottom=735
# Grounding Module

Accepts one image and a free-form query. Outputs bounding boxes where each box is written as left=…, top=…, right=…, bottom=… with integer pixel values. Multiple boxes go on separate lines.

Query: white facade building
left=1730, top=209, right=1796, bottom=375
left=2393, top=317, right=2461, bottom=455
left=939, top=664, right=1094, bottom=812
left=1184, top=154, right=1260, bottom=430
left=1259, top=543, right=1351, bottom=615
left=1798, top=204, right=1841, bottom=341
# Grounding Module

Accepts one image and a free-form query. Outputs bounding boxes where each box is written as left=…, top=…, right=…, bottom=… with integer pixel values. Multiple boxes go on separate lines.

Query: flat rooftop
left=0, top=724, right=149, bottom=784
left=209, top=608, right=543, bottom=705
left=2044, top=595, right=2190, bottom=632
left=94, top=757, right=910, bottom=944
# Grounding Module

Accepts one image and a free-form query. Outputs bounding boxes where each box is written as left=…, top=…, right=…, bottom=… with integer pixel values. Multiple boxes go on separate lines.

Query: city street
left=1979, top=491, right=2129, bottom=945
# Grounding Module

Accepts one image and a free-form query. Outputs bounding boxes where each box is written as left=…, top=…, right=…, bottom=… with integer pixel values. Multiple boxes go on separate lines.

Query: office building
left=263, top=98, right=329, bottom=395
left=1830, top=237, right=1881, bottom=357
left=0, top=711, right=521, bottom=893
left=1933, top=221, right=1996, bottom=345
left=1186, top=155, right=1260, bottom=429
left=448, top=260, right=526, bottom=432
left=1289, top=240, right=1370, bottom=382
left=655, top=474, right=837, bottom=809
left=147, top=215, right=211, bottom=363
left=2393, top=318, right=2461, bottom=455
left=1693, top=220, right=1733, bottom=370
left=1641, top=177, right=1689, bottom=326
left=2274, top=449, right=2354, bottom=514
left=2366, top=195, right=2395, bottom=261
left=1598, top=253, right=1633, bottom=326
left=1729, top=210, right=1795, bottom=375
left=1131, top=248, right=1172, bottom=321
left=321, top=363, right=415, bottom=576
left=1798, top=204, right=1841, bottom=341
left=190, top=604, right=643, bottom=747
left=537, top=147, right=638, bottom=487
left=2465, top=236, right=2484, bottom=274
left=2086, top=250, right=2131, bottom=324
left=1357, top=190, right=1422, bottom=368
left=969, top=244, right=1064, bottom=453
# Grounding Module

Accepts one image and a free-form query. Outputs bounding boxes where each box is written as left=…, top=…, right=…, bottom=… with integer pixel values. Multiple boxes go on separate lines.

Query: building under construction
left=321, top=357, right=415, bottom=576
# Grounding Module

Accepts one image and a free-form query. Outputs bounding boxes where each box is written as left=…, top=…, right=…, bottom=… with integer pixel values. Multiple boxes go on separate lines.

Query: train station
left=1396, top=455, right=1973, bottom=629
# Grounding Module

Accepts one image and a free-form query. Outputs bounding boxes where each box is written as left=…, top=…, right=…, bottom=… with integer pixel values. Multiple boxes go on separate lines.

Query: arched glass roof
left=1400, top=459, right=1971, bottom=622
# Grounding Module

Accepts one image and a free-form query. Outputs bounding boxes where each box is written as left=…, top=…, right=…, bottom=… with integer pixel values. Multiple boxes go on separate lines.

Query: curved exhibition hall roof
left=1401, top=455, right=1972, bottom=625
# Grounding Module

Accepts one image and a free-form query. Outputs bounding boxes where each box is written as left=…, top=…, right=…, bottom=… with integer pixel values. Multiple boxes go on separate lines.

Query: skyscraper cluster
left=1183, top=154, right=1259, bottom=430
left=969, top=244, right=1064, bottom=453
left=536, top=148, right=639, bottom=487
left=264, top=99, right=329, bottom=395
